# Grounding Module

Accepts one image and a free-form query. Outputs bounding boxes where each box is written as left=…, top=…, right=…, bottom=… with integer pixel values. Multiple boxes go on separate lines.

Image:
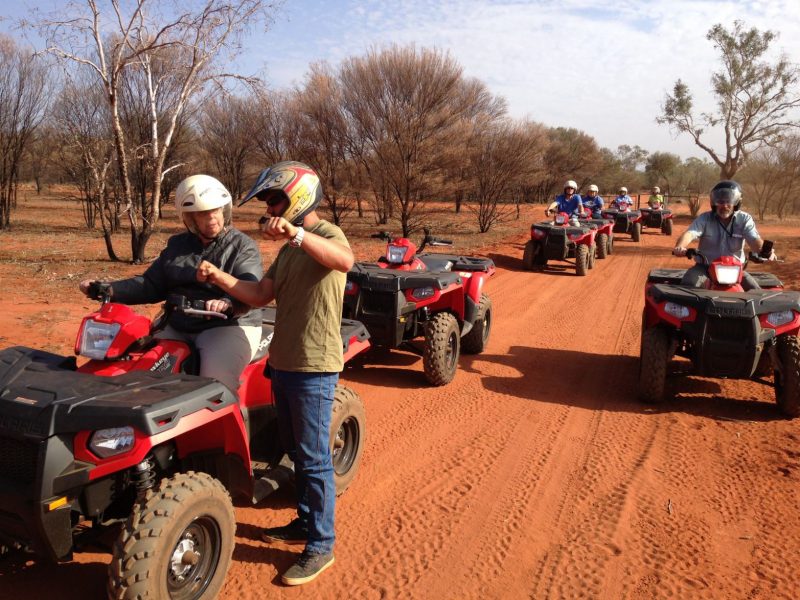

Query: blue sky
left=4, top=1, right=800, bottom=161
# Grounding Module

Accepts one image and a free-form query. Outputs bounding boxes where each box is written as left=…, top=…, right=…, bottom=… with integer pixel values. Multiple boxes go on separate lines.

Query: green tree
left=645, top=151, right=681, bottom=193
left=657, top=21, right=800, bottom=179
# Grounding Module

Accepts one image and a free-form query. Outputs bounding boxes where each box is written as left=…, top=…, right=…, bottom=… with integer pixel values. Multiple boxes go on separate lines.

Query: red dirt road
left=1, top=204, right=799, bottom=599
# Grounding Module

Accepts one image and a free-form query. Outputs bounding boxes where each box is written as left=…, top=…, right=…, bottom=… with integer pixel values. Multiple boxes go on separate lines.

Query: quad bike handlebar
left=87, top=282, right=228, bottom=320
left=371, top=229, right=453, bottom=252
left=684, top=240, right=776, bottom=265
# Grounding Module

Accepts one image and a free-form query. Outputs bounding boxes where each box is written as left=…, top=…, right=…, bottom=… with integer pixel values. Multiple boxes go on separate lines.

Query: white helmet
left=588, top=184, right=599, bottom=192
left=652, top=186, right=660, bottom=193
left=565, top=180, right=578, bottom=190
left=175, top=174, right=232, bottom=235
left=619, top=186, right=628, bottom=194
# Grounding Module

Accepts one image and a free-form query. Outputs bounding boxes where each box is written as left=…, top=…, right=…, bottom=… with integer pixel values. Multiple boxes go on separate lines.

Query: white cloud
left=249, top=0, right=800, bottom=161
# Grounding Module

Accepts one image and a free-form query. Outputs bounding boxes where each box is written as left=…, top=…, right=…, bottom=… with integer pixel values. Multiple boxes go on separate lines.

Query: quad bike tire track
left=1, top=220, right=799, bottom=600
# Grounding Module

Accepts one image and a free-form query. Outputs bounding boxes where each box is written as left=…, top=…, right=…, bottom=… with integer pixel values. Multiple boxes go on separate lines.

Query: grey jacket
left=111, top=228, right=263, bottom=333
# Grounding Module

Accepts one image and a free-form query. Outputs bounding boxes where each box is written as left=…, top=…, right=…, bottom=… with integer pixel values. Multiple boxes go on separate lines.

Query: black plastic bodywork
left=640, top=208, right=672, bottom=228
left=646, top=282, right=800, bottom=378
left=601, top=209, right=641, bottom=234
left=344, top=255, right=494, bottom=348
left=531, top=221, right=595, bottom=261
left=0, top=347, right=235, bottom=561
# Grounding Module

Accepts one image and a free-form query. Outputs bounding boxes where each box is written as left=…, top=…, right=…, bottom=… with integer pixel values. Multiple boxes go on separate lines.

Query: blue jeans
left=270, top=369, right=338, bottom=554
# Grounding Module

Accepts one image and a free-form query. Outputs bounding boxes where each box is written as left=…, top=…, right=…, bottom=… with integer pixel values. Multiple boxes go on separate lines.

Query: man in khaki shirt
left=198, top=161, right=353, bottom=586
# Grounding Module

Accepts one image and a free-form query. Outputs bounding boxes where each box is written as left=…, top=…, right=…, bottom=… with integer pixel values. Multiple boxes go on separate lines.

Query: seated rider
left=78, top=175, right=264, bottom=391
left=582, top=184, right=604, bottom=218
left=546, top=179, right=586, bottom=220
left=648, top=186, right=664, bottom=209
left=612, top=187, right=633, bottom=210
left=672, top=180, right=776, bottom=291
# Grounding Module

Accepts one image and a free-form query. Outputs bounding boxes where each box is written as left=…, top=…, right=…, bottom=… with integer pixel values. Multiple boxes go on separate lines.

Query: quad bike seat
left=647, top=268, right=783, bottom=289
left=419, top=254, right=495, bottom=273
left=347, top=264, right=462, bottom=292
left=249, top=308, right=370, bottom=364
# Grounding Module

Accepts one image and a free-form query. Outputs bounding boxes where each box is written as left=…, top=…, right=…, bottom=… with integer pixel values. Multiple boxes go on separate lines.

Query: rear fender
left=463, top=272, right=489, bottom=305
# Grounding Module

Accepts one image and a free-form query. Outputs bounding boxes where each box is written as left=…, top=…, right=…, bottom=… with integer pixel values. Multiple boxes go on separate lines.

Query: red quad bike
left=638, top=242, right=800, bottom=417
left=343, top=229, right=495, bottom=386
left=639, top=199, right=674, bottom=236
left=577, top=211, right=615, bottom=259
left=0, top=285, right=370, bottom=599
left=522, top=212, right=598, bottom=276
left=601, top=204, right=644, bottom=242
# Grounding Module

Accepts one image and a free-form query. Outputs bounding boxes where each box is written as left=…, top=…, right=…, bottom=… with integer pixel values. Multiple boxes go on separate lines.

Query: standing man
left=672, top=180, right=775, bottom=290
left=197, top=161, right=353, bottom=586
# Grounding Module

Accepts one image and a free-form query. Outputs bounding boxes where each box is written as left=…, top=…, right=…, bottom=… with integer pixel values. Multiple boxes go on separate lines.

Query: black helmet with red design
left=240, top=161, right=323, bottom=226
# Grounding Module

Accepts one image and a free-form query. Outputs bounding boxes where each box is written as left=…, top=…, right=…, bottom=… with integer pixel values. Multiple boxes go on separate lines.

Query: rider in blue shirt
left=546, top=180, right=586, bottom=218
left=612, top=186, right=634, bottom=210
left=582, top=184, right=604, bottom=218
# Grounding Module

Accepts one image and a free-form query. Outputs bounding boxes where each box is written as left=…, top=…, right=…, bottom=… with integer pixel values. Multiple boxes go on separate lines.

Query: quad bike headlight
left=766, top=310, right=795, bottom=327
left=664, top=302, right=691, bottom=320
left=89, top=426, right=135, bottom=458
left=712, top=264, right=741, bottom=285
left=412, top=286, right=435, bottom=299
left=78, top=320, right=122, bottom=360
left=386, top=245, right=406, bottom=264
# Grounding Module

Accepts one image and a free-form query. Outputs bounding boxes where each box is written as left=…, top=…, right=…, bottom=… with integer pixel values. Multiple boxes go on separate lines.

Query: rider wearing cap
left=582, top=184, right=604, bottom=218
left=546, top=179, right=586, bottom=218
left=196, top=161, right=353, bottom=586
left=672, top=180, right=776, bottom=290
left=79, top=174, right=264, bottom=391
left=612, top=186, right=634, bottom=210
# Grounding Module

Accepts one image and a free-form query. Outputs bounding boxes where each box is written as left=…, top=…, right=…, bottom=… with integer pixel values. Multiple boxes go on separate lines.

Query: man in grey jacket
left=79, top=175, right=263, bottom=391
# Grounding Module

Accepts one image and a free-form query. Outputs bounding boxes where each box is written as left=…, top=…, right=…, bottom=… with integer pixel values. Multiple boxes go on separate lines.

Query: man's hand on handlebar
left=205, top=298, right=231, bottom=314
left=672, top=246, right=687, bottom=257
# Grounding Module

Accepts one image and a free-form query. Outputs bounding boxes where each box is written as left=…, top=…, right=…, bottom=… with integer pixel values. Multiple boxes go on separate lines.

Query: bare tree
left=530, top=127, right=603, bottom=203
left=465, top=118, right=544, bottom=233
left=246, top=87, right=292, bottom=168
left=289, top=62, right=353, bottom=225
left=52, top=77, right=122, bottom=258
left=0, top=35, right=50, bottom=228
left=38, top=0, right=274, bottom=262
left=339, top=45, right=467, bottom=236
left=198, top=94, right=254, bottom=200
left=657, top=21, right=800, bottom=179
left=741, top=136, right=800, bottom=219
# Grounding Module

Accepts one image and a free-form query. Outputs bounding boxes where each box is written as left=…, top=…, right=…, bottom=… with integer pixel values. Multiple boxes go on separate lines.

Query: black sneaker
left=281, top=550, right=335, bottom=586
left=261, top=518, right=308, bottom=545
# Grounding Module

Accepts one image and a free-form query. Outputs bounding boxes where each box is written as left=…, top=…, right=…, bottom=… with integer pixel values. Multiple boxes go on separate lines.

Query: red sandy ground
left=1, top=190, right=799, bottom=599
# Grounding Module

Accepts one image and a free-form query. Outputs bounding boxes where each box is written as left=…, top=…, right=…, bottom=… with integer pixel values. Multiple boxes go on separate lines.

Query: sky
left=4, top=0, right=800, bottom=162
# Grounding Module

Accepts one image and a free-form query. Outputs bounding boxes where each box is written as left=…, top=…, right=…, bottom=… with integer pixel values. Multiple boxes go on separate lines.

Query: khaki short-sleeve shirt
left=265, top=220, right=348, bottom=372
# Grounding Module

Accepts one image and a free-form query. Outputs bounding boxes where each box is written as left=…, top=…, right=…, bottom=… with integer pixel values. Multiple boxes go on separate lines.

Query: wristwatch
left=289, top=227, right=305, bottom=247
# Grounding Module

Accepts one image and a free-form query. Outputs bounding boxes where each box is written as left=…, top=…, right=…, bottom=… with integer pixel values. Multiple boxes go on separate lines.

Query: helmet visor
left=712, top=188, right=739, bottom=205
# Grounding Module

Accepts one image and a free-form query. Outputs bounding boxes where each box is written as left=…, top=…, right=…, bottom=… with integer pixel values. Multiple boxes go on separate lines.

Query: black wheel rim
left=167, top=516, right=222, bottom=600
left=447, top=329, right=458, bottom=371
left=333, top=416, right=360, bottom=475
left=482, top=311, right=491, bottom=344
